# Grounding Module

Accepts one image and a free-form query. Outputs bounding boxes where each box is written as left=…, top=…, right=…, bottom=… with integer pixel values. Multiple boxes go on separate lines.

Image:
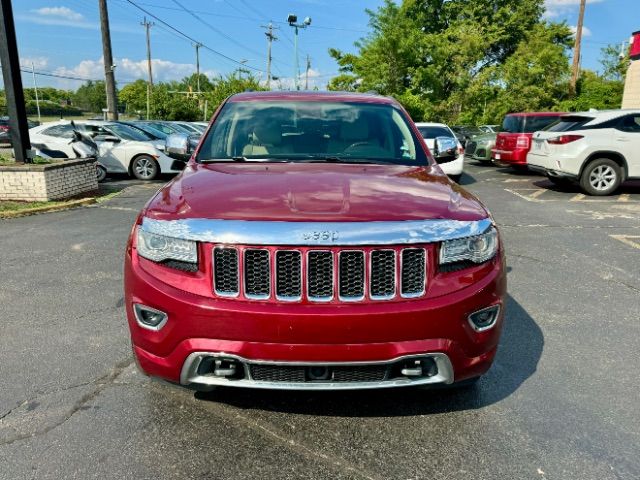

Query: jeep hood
left=144, top=163, right=488, bottom=222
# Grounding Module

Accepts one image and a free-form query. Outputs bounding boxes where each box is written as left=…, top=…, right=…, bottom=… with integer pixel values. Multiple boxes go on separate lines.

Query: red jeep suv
left=124, top=92, right=506, bottom=391
left=492, top=112, right=564, bottom=168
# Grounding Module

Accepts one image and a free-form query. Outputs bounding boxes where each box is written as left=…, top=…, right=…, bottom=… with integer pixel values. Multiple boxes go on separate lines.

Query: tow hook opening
left=397, top=357, right=438, bottom=378
left=197, top=357, right=245, bottom=380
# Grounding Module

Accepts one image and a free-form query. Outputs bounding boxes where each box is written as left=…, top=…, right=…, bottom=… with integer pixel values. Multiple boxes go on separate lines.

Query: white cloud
left=544, top=0, right=604, bottom=18
left=20, top=6, right=95, bottom=29
left=33, top=6, right=84, bottom=21
left=570, top=25, right=592, bottom=37
left=50, top=57, right=217, bottom=87
left=21, top=56, right=50, bottom=69
left=267, top=68, right=328, bottom=90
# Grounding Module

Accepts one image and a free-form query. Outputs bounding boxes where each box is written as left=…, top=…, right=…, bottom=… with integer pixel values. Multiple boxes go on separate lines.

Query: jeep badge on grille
left=302, top=230, right=339, bottom=242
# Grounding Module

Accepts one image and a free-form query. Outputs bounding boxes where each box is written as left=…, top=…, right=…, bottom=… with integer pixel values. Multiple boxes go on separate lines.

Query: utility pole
left=141, top=17, right=154, bottom=120
left=0, top=0, right=31, bottom=163
left=570, top=0, right=586, bottom=96
left=304, top=55, right=311, bottom=90
left=261, top=22, right=278, bottom=89
left=99, top=0, right=118, bottom=120
left=31, top=62, right=41, bottom=123
left=192, top=42, right=202, bottom=93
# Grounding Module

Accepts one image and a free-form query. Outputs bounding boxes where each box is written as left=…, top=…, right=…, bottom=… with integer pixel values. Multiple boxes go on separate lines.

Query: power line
left=171, top=0, right=265, bottom=61
left=123, top=0, right=265, bottom=72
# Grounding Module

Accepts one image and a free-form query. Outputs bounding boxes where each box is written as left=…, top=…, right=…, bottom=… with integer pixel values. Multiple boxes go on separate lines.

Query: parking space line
left=529, top=190, right=547, bottom=199
left=610, top=235, right=640, bottom=250
left=618, top=194, right=631, bottom=202
left=569, top=193, right=585, bottom=202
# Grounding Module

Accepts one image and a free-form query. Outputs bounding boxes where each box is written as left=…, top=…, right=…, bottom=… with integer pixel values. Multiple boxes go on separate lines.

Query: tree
left=328, top=0, right=573, bottom=124
left=73, top=81, right=106, bottom=113
left=599, top=44, right=630, bottom=81
left=119, top=79, right=148, bottom=115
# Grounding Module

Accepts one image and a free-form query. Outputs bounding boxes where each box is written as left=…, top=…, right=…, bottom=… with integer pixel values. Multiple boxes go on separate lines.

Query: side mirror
left=433, top=136, right=458, bottom=159
left=95, top=135, right=120, bottom=143
left=165, top=133, right=191, bottom=159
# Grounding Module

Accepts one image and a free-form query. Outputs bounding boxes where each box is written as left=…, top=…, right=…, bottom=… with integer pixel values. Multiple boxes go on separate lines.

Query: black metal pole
left=0, top=0, right=30, bottom=163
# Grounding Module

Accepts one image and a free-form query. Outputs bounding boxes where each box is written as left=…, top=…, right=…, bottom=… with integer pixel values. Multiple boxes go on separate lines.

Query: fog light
left=133, top=304, right=168, bottom=331
left=468, top=305, right=500, bottom=332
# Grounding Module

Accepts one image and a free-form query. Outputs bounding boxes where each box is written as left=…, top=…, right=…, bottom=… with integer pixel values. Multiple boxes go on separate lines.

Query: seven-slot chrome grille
left=213, top=246, right=427, bottom=303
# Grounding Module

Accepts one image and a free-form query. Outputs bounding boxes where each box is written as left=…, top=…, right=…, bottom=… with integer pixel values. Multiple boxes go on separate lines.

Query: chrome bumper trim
left=141, top=217, right=493, bottom=246
left=180, top=352, right=454, bottom=390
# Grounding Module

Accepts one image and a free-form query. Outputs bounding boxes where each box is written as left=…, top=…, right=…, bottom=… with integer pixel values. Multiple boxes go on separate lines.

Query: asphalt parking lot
left=1, top=162, right=639, bottom=480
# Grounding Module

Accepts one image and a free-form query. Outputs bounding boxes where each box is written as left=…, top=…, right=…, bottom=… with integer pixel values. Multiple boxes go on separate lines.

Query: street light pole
left=31, top=62, right=41, bottom=123
left=287, top=14, right=311, bottom=90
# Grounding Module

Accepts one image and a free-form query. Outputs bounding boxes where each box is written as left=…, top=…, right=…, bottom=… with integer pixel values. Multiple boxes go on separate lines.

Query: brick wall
left=0, top=159, right=98, bottom=202
left=622, top=61, right=640, bottom=109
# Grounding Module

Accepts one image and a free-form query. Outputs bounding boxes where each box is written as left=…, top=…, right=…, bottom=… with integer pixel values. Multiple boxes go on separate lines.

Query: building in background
left=622, top=31, right=640, bottom=108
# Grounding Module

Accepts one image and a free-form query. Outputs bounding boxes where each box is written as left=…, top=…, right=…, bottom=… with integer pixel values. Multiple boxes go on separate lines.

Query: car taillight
left=0, top=125, right=9, bottom=131
left=547, top=135, right=584, bottom=145
left=515, top=136, right=529, bottom=149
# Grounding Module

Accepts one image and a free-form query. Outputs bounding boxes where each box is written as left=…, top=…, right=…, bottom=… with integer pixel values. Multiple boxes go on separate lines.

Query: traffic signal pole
left=0, top=0, right=31, bottom=163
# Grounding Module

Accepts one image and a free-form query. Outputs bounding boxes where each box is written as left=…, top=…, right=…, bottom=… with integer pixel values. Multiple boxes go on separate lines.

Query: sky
left=8, top=0, right=640, bottom=91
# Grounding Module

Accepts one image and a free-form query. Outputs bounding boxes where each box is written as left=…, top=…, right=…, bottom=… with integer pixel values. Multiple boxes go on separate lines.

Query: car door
left=614, top=114, right=640, bottom=177
left=35, top=124, right=76, bottom=157
left=85, top=125, right=129, bottom=173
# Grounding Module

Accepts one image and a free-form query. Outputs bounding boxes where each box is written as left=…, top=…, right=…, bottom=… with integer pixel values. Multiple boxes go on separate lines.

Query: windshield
left=107, top=124, right=153, bottom=141
left=197, top=100, right=427, bottom=165
left=134, top=123, right=168, bottom=139
left=417, top=126, right=452, bottom=139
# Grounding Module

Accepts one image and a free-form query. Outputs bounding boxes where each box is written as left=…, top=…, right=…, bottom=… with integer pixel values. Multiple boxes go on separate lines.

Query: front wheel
left=131, top=155, right=159, bottom=181
left=579, top=158, right=622, bottom=196
left=449, top=174, right=462, bottom=183
left=96, top=164, right=107, bottom=182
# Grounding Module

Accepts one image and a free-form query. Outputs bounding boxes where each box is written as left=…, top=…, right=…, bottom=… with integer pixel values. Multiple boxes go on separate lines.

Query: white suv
left=527, top=110, right=640, bottom=195
left=415, top=122, right=464, bottom=182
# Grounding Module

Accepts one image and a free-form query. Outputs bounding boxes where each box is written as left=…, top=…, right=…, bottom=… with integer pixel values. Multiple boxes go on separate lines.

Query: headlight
left=136, top=228, right=197, bottom=264
left=439, top=226, right=498, bottom=265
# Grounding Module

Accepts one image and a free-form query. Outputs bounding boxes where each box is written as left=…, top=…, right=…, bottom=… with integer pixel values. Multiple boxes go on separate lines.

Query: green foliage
left=328, top=0, right=577, bottom=123
left=599, top=44, right=630, bottom=81
left=119, top=79, right=148, bottom=115
left=559, top=70, right=624, bottom=111
left=73, top=81, right=107, bottom=113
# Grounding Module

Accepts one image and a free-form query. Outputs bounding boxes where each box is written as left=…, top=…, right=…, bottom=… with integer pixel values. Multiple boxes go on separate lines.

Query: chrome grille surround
left=307, top=250, right=334, bottom=302
left=369, top=249, right=396, bottom=301
left=400, top=248, right=427, bottom=298
left=243, top=249, right=270, bottom=300
left=338, top=250, right=365, bottom=302
left=213, top=247, right=239, bottom=297
left=275, top=250, right=302, bottom=301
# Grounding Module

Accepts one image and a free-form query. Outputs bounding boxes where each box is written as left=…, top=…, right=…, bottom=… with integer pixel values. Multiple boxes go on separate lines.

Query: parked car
left=119, top=121, right=167, bottom=140
left=451, top=125, right=484, bottom=147
left=29, top=121, right=184, bottom=180
left=136, top=121, right=192, bottom=137
left=124, top=91, right=506, bottom=393
left=492, top=112, right=564, bottom=169
left=415, top=122, right=464, bottom=182
left=527, top=110, right=640, bottom=195
left=478, top=124, right=499, bottom=133
left=465, top=132, right=497, bottom=163
left=1, top=117, right=39, bottom=143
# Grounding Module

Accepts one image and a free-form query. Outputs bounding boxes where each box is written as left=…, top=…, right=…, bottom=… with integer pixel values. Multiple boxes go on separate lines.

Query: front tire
left=131, top=155, right=159, bottom=181
left=579, top=158, right=622, bottom=196
left=96, top=164, right=107, bottom=183
left=449, top=174, right=462, bottom=183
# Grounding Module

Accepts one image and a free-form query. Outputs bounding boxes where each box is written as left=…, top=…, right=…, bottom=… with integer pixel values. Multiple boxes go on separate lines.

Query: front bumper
left=126, top=244, right=506, bottom=390
left=438, top=154, right=464, bottom=176
left=528, top=163, right=578, bottom=180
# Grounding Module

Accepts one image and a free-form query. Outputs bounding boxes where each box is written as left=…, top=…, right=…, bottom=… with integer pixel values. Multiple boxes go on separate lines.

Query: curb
left=0, top=197, right=98, bottom=219
left=0, top=188, right=126, bottom=219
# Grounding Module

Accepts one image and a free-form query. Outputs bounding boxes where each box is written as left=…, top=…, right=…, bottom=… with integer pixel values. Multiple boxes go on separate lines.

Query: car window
left=523, top=116, right=561, bottom=133
left=417, top=126, right=451, bottom=139
left=545, top=116, right=594, bottom=132
left=501, top=116, right=525, bottom=133
left=197, top=100, right=428, bottom=166
left=106, top=124, right=153, bottom=141
left=618, top=115, right=640, bottom=132
left=42, top=124, right=75, bottom=139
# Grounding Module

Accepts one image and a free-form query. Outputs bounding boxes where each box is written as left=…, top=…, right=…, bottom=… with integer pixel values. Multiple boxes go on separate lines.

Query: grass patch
left=0, top=184, right=126, bottom=216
